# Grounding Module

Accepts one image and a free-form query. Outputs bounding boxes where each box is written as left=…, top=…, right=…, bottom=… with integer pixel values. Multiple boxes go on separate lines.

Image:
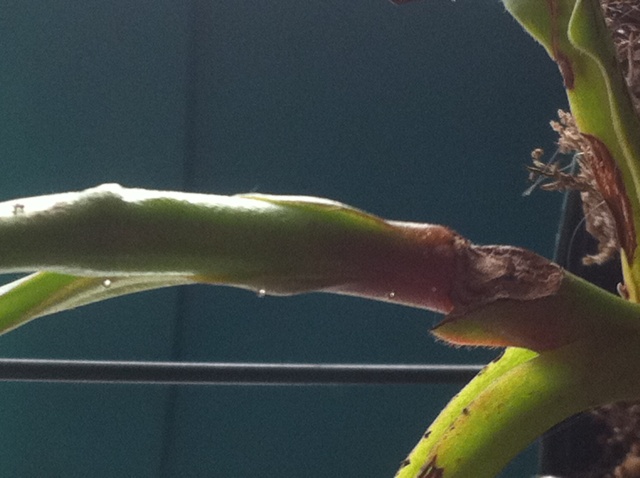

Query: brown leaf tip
left=547, top=0, right=575, bottom=89
left=554, top=50, right=575, bottom=90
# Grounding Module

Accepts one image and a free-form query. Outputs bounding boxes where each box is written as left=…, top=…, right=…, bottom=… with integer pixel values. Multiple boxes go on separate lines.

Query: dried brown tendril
left=527, top=110, right=619, bottom=265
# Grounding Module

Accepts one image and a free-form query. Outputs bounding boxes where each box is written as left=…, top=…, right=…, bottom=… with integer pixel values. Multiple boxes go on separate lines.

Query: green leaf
left=0, top=272, right=195, bottom=334
left=395, top=347, right=537, bottom=478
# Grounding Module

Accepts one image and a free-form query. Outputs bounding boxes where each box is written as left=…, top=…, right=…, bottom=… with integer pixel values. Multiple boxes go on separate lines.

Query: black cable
left=0, top=358, right=483, bottom=385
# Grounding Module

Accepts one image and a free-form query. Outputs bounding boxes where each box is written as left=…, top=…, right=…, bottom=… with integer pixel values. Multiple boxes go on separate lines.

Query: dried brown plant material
left=527, top=110, right=620, bottom=265
left=615, top=448, right=640, bottom=478
left=583, top=133, right=637, bottom=263
left=450, top=244, right=564, bottom=314
left=600, top=0, right=640, bottom=115
left=527, top=3, right=640, bottom=266
left=575, top=403, right=640, bottom=478
left=578, top=158, right=620, bottom=266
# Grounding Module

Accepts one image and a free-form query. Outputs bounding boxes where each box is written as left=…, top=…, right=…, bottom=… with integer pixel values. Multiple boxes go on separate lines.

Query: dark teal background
left=0, top=1, right=566, bottom=476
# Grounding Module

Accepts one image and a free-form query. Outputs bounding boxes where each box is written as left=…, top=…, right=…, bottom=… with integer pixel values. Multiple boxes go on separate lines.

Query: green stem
left=0, top=183, right=461, bottom=312
left=414, top=335, right=640, bottom=478
left=395, top=347, right=537, bottom=478
left=0, top=184, right=571, bottom=340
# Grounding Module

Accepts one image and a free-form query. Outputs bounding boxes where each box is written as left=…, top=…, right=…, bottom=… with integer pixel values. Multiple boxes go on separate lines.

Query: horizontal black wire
left=0, top=359, right=484, bottom=385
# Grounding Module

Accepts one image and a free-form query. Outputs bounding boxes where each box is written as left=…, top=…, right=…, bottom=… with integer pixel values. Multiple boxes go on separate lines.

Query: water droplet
left=256, top=289, right=266, bottom=298
left=102, top=279, right=112, bottom=288
left=12, top=204, right=25, bottom=216
left=431, top=287, right=437, bottom=293
left=387, top=291, right=396, bottom=299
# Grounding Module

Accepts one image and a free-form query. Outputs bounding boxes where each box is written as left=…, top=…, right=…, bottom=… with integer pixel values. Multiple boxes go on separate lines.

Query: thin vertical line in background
left=159, top=0, right=204, bottom=475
